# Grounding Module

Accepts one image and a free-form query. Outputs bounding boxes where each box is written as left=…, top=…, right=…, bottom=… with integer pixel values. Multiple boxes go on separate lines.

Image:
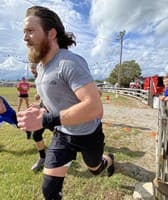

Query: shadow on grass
left=68, top=161, right=93, bottom=179
left=105, top=146, right=155, bottom=181
left=103, top=121, right=152, bottom=131
left=68, top=145, right=154, bottom=183
left=115, top=161, right=155, bottom=182
left=68, top=160, right=155, bottom=182
left=68, top=161, right=155, bottom=184
left=105, top=146, right=145, bottom=158
left=0, top=147, right=37, bottom=156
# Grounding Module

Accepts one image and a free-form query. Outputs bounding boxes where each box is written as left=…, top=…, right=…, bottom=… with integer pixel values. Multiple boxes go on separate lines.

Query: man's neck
left=41, top=45, right=60, bottom=66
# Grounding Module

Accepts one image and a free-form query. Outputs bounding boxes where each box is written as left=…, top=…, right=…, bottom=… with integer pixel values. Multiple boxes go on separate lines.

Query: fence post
left=153, top=100, right=168, bottom=199
left=148, top=79, right=154, bottom=107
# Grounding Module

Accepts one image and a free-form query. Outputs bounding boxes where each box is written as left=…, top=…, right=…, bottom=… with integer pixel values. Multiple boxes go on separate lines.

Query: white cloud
left=0, top=0, right=168, bottom=80
left=156, top=19, right=168, bottom=36
left=89, top=0, right=168, bottom=78
left=0, top=56, right=29, bottom=80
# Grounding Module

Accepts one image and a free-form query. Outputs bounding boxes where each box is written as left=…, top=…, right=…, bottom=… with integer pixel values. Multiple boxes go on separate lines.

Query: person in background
left=160, top=74, right=168, bottom=101
left=0, top=96, right=31, bottom=139
left=17, top=76, right=30, bottom=112
left=31, top=127, right=46, bottom=171
left=18, top=6, right=115, bottom=200
left=31, top=94, right=46, bottom=171
left=30, top=63, right=38, bottom=78
left=29, top=62, right=46, bottom=171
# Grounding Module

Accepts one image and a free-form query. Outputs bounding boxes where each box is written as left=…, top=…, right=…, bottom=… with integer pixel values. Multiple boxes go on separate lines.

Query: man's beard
left=28, top=38, right=50, bottom=63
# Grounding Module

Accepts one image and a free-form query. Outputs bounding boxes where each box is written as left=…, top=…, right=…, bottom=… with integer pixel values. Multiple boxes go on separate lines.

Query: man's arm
left=17, top=83, right=21, bottom=91
left=59, top=82, right=103, bottom=125
left=17, top=82, right=103, bottom=131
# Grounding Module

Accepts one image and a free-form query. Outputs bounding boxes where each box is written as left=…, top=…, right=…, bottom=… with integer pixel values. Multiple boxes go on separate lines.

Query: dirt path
left=102, top=99, right=159, bottom=183
left=103, top=103, right=158, bottom=132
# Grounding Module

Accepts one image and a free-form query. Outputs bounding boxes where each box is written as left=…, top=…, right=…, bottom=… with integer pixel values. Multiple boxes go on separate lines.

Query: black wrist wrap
left=42, top=113, right=61, bottom=130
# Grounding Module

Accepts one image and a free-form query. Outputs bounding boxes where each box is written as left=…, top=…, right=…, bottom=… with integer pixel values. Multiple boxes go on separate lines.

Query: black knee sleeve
left=89, top=159, right=107, bottom=175
left=32, top=128, right=45, bottom=142
left=42, top=174, right=64, bottom=200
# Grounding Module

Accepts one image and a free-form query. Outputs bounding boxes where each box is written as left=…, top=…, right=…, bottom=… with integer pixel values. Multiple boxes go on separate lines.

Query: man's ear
left=48, top=28, right=57, bottom=39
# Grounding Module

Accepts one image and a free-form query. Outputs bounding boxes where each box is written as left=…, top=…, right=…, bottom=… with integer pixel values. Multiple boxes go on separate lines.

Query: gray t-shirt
left=36, top=49, right=100, bottom=135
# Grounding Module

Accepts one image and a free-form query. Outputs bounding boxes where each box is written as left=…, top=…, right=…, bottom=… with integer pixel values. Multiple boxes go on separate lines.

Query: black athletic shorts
left=45, top=123, right=105, bottom=168
left=18, top=94, right=28, bottom=98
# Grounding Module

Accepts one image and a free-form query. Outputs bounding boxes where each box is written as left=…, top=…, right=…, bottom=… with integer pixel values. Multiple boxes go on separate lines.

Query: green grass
left=0, top=87, right=148, bottom=200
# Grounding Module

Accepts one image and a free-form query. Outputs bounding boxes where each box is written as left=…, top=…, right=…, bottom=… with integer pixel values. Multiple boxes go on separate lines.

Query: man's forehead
left=24, top=16, right=40, bottom=26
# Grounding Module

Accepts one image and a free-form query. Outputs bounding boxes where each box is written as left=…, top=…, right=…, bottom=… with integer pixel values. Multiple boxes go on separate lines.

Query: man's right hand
left=17, top=107, right=45, bottom=131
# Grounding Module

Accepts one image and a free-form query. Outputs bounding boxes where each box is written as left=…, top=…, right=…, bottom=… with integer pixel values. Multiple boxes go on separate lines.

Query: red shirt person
left=17, top=77, right=30, bottom=112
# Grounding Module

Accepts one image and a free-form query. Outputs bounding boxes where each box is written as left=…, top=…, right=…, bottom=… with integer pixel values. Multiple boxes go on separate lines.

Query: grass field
left=0, top=87, right=147, bottom=200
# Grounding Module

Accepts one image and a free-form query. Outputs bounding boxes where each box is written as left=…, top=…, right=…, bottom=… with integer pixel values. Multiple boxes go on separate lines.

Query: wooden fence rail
left=153, top=100, right=168, bottom=200
left=101, top=86, right=168, bottom=199
left=101, top=86, right=150, bottom=105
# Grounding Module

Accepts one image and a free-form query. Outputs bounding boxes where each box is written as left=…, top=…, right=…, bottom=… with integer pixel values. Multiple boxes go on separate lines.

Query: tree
left=106, top=60, right=141, bottom=87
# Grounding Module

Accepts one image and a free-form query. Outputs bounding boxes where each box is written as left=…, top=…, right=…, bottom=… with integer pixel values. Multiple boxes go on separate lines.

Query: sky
left=0, top=0, right=168, bottom=81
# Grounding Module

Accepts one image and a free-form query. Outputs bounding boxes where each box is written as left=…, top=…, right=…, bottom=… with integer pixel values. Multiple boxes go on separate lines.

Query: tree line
left=106, top=60, right=141, bottom=87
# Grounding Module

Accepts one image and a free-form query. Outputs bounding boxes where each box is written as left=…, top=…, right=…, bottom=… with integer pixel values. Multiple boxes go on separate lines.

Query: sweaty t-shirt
left=17, top=81, right=30, bottom=95
left=36, top=49, right=100, bottom=136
